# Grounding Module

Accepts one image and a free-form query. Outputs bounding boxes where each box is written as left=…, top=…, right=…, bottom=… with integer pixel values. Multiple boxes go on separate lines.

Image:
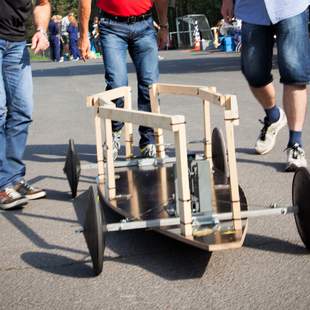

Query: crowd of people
left=48, top=13, right=101, bottom=62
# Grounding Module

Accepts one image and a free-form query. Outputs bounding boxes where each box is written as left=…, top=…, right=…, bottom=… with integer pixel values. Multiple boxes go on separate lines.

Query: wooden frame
left=88, top=88, right=192, bottom=236
left=87, top=83, right=242, bottom=237
left=149, top=83, right=241, bottom=231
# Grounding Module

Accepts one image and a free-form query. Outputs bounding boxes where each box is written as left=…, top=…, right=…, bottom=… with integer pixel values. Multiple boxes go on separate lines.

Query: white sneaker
left=140, top=144, right=156, bottom=158
left=285, top=144, right=307, bottom=172
left=0, top=187, right=28, bottom=210
left=255, top=107, right=287, bottom=155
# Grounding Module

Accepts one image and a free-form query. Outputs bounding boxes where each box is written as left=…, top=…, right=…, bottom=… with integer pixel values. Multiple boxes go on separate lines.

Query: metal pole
left=105, top=206, right=296, bottom=232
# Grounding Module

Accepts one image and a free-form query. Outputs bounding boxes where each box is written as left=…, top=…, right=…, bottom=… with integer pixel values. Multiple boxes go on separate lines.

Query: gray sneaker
left=255, top=107, right=287, bottom=155
left=112, top=130, right=122, bottom=160
left=285, top=144, right=307, bottom=172
left=140, top=144, right=156, bottom=158
left=0, top=187, right=28, bottom=210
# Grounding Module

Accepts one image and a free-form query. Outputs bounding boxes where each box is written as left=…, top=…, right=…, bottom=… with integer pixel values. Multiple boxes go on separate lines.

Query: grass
left=28, top=47, right=49, bottom=61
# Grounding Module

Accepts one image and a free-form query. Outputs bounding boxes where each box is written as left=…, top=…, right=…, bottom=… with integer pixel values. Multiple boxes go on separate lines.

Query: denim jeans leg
left=0, top=40, right=33, bottom=190
left=241, top=22, right=274, bottom=87
left=129, top=18, right=159, bottom=147
left=275, top=9, right=310, bottom=85
left=99, top=19, right=129, bottom=132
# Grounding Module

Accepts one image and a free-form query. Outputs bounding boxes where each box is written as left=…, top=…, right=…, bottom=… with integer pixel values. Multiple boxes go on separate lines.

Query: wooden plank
left=224, top=94, right=240, bottom=125
left=98, top=104, right=185, bottom=131
left=157, top=83, right=201, bottom=96
left=104, top=116, right=116, bottom=199
left=224, top=97, right=242, bottom=230
left=149, top=84, right=166, bottom=158
left=202, top=99, right=212, bottom=161
left=174, top=124, right=192, bottom=237
left=94, top=109, right=105, bottom=186
left=123, top=90, right=133, bottom=158
left=86, top=86, right=131, bottom=107
left=198, top=87, right=226, bottom=106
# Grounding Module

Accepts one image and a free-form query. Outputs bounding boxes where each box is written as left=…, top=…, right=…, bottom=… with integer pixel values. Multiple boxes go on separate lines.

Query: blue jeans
left=50, top=35, right=61, bottom=62
left=241, top=9, right=310, bottom=87
left=0, top=39, right=33, bottom=190
left=99, top=16, right=159, bottom=147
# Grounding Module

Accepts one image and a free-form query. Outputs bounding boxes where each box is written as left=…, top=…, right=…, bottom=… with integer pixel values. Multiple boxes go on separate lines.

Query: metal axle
left=104, top=205, right=296, bottom=232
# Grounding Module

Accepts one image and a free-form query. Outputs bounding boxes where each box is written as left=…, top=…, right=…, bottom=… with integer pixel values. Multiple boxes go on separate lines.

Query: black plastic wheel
left=212, top=127, right=229, bottom=184
left=83, top=185, right=106, bottom=276
left=63, top=139, right=81, bottom=198
left=292, top=167, right=310, bottom=250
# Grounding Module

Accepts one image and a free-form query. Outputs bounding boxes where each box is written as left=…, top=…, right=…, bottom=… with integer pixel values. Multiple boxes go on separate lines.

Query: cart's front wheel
left=83, top=185, right=106, bottom=276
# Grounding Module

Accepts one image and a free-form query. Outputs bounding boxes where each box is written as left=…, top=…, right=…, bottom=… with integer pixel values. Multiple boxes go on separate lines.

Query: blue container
left=223, top=36, right=235, bottom=52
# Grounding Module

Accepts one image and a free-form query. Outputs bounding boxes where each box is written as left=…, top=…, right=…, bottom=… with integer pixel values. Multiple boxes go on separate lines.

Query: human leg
left=52, top=36, right=60, bottom=61
left=275, top=10, right=310, bottom=170
left=99, top=19, right=130, bottom=159
left=129, top=18, right=159, bottom=150
left=1, top=41, right=33, bottom=188
left=0, top=40, right=33, bottom=209
left=70, top=39, right=80, bottom=60
left=241, top=22, right=287, bottom=154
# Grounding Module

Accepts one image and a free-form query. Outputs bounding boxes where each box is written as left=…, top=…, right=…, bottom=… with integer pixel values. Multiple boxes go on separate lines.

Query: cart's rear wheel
left=63, top=139, right=81, bottom=198
left=83, top=185, right=106, bottom=276
left=292, top=167, right=310, bottom=250
left=212, top=127, right=228, bottom=184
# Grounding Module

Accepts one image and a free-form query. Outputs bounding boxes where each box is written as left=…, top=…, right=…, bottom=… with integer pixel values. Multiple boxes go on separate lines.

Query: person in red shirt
left=79, top=0, right=168, bottom=159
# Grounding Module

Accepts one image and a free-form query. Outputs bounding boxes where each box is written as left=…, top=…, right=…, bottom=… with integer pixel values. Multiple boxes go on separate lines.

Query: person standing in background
left=48, top=15, right=61, bottom=62
left=61, top=12, right=74, bottom=61
left=67, top=16, right=80, bottom=61
left=0, top=0, right=50, bottom=210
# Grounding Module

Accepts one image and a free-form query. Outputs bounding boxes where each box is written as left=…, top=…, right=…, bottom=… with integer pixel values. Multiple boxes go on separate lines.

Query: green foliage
left=51, top=0, right=79, bottom=16
left=175, top=0, right=222, bottom=26
left=25, top=0, right=223, bottom=42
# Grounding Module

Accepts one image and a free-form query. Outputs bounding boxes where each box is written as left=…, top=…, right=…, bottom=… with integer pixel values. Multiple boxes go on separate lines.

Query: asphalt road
left=1, top=50, right=310, bottom=310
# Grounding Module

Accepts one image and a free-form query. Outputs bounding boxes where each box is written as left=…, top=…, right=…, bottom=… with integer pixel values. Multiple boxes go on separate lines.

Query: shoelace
left=258, top=117, right=271, bottom=141
left=21, top=182, right=34, bottom=191
left=284, top=144, right=305, bottom=159
left=5, top=188, right=20, bottom=199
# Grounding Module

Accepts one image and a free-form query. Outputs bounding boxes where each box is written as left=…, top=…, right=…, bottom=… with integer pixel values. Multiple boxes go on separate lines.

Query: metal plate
left=157, top=184, right=248, bottom=251
left=212, top=127, right=228, bottom=184
left=292, top=167, right=310, bottom=250
left=97, top=163, right=248, bottom=251
left=63, top=139, right=81, bottom=198
left=83, top=186, right=106, bottom=276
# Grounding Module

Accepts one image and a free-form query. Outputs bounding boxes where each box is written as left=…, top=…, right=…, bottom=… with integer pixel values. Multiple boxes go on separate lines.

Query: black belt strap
left=100, top=10, right=152, bottom=24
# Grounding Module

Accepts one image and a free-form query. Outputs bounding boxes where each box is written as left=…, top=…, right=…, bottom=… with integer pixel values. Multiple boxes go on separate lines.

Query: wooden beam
left=98, top=104, right=185, bottom=131
left=224, top=96, right=242, bottom=231
left=94, top=109, right=105, bottom=187
left=174, top=124, right=192, bottom=237
left=224, top=94, right=240, bottom=125
left=157, top=83, right=201, bottom=96
left=86, top=86, right=131, bottom=107
left=149, top=84, right=166, bottom=158
left=198, top=87, right=226, bottom=106
left=103, top=115, right=116, bottom=199
left=123, top=90, right=134, bottom=158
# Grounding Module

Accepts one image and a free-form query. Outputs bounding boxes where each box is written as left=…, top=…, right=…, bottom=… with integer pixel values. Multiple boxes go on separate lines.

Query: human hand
left=31, top=30, right=49, bottom=54
left=157, top=27, right=168, bottom=50
left=221, top=0, right=234, bottom=23
left=79, top=36, right=91, bottom=62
